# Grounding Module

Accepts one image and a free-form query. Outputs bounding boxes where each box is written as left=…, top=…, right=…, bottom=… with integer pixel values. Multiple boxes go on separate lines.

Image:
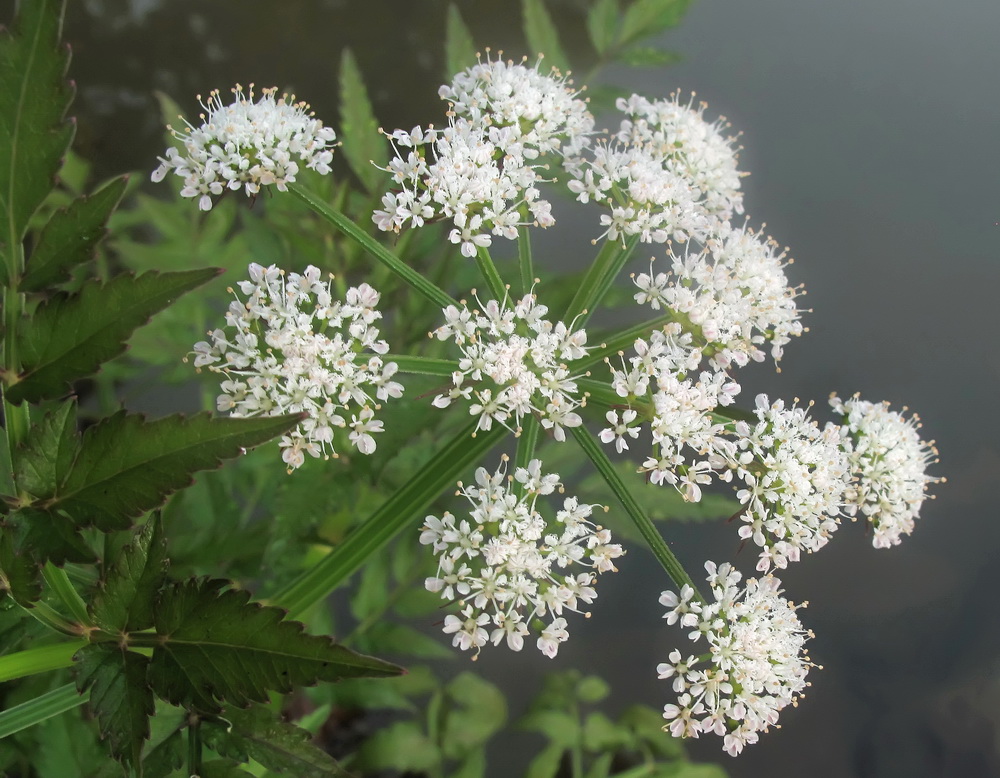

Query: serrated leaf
left=619, top=0, right=693, bottom=46
left=142, top=728, right=184, bottom=778
left=42, top=411, right=302, bottom=531
left=5, top=268, right=218, bottom=405
left=22, top=175, right=128, bottom=292
left=0, top=0, right=74, bottom=286
left=617, top=46, right=682, bottom=67
left=338, top=49, right=386, bottom=194
left=148, top=578, right=402, bottom=712
left=74, top=644, right=153, bottom=770
left=199, top=760, right=255, bottom=778
left=587, top=0, right=619, bottom=55
left=13, top=398, right=78, bottom=499
left=522, top=0, right=570, bottom=73
left=91, top=513, right=168, bottom=633
left=7, top=507, right=94, bottom=566
left=0, top=529, right=42, bottom=605
left=203, top=704, right=345, bottom=777
left=445, top=4, right=478, bottom=78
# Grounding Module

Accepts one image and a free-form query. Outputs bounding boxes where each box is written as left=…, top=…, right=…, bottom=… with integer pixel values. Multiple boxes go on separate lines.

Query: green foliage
left=522, top=0, right=571, bottom=73
left=204, top=704, right=346, bottom=777
left=0, top=0, right=74, bottom=282
left=620, top=0, right=693, bottom=46
left=338, top=48, right=387, bottom=195
left=4, top=268, right=218, bottom=405
left=445, top=4, right=478, bottom=78
left=617, top=46, right=683, bottom=67
left=587, top=0, right=620, bottom=55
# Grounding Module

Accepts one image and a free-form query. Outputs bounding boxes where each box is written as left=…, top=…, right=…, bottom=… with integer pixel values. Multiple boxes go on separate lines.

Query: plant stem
left=474, top=245, right=508, bottom=301
left=0, top=683, right=85, bottom=739
left=21, top=601, right=82, bottom=637
left=42, top=562, right=92, bottom=628
left=2, top=240, right=29, bottom=483
left=517, top=226, right=534, bottom=296
left=563, top=235, right=640, bottom=326
left=187, top=714, right=202, bottom=776
left=569, top=426, right=700, bottom=596
left=572, top=312, right=675, bottom=372
left=385, top=354, right=459, bottom=377
left=0, top=641, right=85, bottom=683
left=287, top=183, right=458, bottom=310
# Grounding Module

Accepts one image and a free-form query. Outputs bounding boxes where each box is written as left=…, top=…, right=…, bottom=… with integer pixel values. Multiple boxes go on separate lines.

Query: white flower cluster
left=374, top=56, right=595, bottom=256
left=152, top=85, right=336, bottom=210
left=431, top=291, right=588, bottom=439
left=632, top=222, right=804, bottom=368
left=831, top=395, right=941, bottom=548
left=568, top=93, right=743, bottom=244
left=659, top=562, right=814, bottom=756
left=192, top=264, right=402, bottom=470
left=420, top=457, right=623, bottom=658
left=732, top=395, right=852, bottom=571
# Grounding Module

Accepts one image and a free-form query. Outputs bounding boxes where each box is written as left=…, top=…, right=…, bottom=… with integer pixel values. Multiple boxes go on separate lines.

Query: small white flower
left=599, top=409, right=640, bottom=453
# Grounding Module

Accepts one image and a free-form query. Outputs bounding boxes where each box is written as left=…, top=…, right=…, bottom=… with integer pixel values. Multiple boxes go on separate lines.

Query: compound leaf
left=619, top=0, right=693, bottom=46
left=22, top=174, right=129, bottom=292
left=74, top=643, right=154, bottom=770
left=148, top=578, right=402, bottom=712
left=204, top=704, right=345, bottom=777
left=5, top=268, right=219, bottom=405
left=338, top=49, right=386, bottom=194
left=13, top=397, right=78, bottom=500
left=0, top=0, right=74, bottom=285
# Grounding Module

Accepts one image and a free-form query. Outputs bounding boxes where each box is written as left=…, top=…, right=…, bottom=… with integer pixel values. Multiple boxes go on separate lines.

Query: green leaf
left=576, top=675, right=610, bottom=703
left=43, top=410, right=302, bottom=531
left=521, top=0, right=570, bottom=73
left=353, top=721, right=439, bottom=772
left=518, top=709, right=578, bottom=748
left=617, top=46, right=682, bottom=67
left=581, top=711, right=625, bottom=752
left=0, top=0, right=74, bottom=285
left=6, top=507, right=95, bottom=567
left=584, top=752, right=613, bottom=778
left=445, top=4, right=478, bottom=78
left=199, top=759, right=255, bottom=778
left=91, top=513, right=168, bottom=633
left=147, top=578, right=403, bottom=712
left=141, top=725, right=185, bottom=778
left=525, top=743, right=564, bottom=778
left=338, top=49, right=387, bottom=194
left=0, top=681, right=84, bottom=739
left=74, top=644, right=154, bottom=769
left=451, top=750, right=487, bottom=778
left=0, top=640, right=85, bottom=683
left=619, top=0, right=693, bottom=46
left=441, top=672, right=507, bottom=758
left=22, top=175, right=128, bottom=292
left=13, top=398, right=77, bottom=499
left=203, top=704, right=345, bottom=777
left=586, top=0, right=619, bottom=55
left=5, top=268, right=219, bottom=405
left=0, top=528, right=42, bottom=605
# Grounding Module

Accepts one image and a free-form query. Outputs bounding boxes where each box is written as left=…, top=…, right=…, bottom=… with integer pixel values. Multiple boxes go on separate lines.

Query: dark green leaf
left=22, top=175, right=128, bottom=292
left=522, top=0, right=570, bottom=73
left=91, top=513, right=168, bottom=633
left=148, top=578, right=402, bottom=712
left=45, top=410, right=303, bottom=531
left=199, top=759, right=255, bottom=778
left=13, top=398, right=78, bottom=500
left=616, top=46, right=682, bottom=67
left=0, top=0, right=74, bottom=285
left=8, top=507, right=94, bottom=566
left=338, top=49, right=386, bottom=194
left=586, top=0, right=619, bottom=55
left=619, top=0, right=693, bottom=46
left=142, top=728, right=184, bottom=778
left=0, top=529, right=41, bottom=605
left=445, top=4, right=478, bottom=78
left=353, top=721, right=439, bottom=772
left=74, top=643, right=154, bottom=769
left=5, top=268, right=219, bottom=405
left=203, top=704, right=345, bottom=777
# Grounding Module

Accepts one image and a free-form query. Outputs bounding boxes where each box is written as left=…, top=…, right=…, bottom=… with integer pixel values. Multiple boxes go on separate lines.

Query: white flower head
left=831, top=394, right=941, bottom=548
left=432, top=289, right=588, bottom=440
left=659, top=562, right=816, bottom=755
left=420, top=457, right=622, bottom=657
left=152, top=85, right=337, bottom=210
left=191, top=264, right=401, bottom=470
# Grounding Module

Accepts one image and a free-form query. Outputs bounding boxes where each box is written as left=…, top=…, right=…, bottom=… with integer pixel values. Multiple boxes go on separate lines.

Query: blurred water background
left=60, top=1, right=1000, bottom=776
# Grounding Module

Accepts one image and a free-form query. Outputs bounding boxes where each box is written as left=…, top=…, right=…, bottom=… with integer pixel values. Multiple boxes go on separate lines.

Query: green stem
left=517, top=226, right=534, bottom=296
left=42, top=562, right=92, bottom=628
left=0, top=641, right=85, bottom=683
left=287, top=183, right=458, bottom=310
left=272, top=421, right=506, bottom=620
left=563, top=235, right=641, bottom=326
left=569, top=426, right=700, bottom=596
left=385, top=354, right=459, bottom=377
left=474, top=245, right=508, bottom=302
left=0, top=683, right=86, bottom=740
left=187, top=714, right=202, bottom=777
left=2, top=241, right=29, bottom=479
left=572, top=313, right=675, bottom=372
left=21, top=602, right=82, bottom=637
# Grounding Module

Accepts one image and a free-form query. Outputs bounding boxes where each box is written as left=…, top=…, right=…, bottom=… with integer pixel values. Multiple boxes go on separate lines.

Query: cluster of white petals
left=604, top=324, right=740, bottom=500
left=431, top=291, right=588, bottom=440
left=568, top=93, right=743, bottom=244
left=440, top=53, right=595, bottom=165
left=192, top=264, right=402, bottom=470
left=632, top=223, right=804, bottom=368
left=372, top=121, right=553, bottom=258
left=659, top=562, right=815, bottom=756
left=420, top=457, right=622, bottom=657
left=151, top=85, right=336, bottom=210
left=831, top=395, right=940, bottom=548
left=731, top=395, right=852, bottom=571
